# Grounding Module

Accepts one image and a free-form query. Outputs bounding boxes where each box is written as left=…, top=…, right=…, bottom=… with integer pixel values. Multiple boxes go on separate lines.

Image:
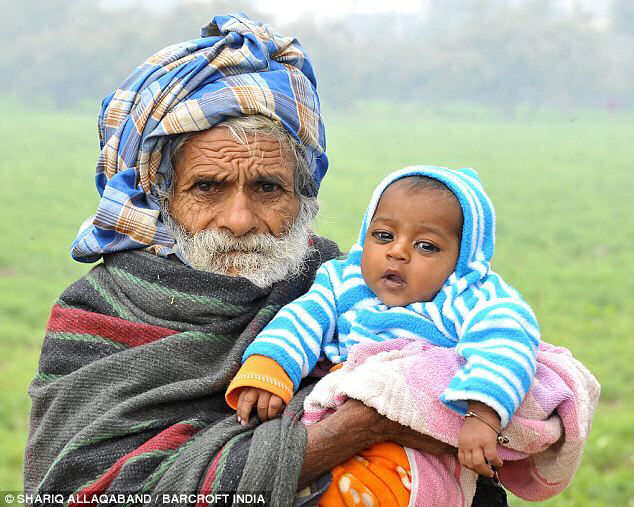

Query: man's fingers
left=389, top=424, right=455, bottom=455
left=484, top=443, right=504, bottom=468
left=268, top=395, right=284, bottom=420
left=257, top=390, right=272, bottom=421
left=239, top=388, right=258, bottom=425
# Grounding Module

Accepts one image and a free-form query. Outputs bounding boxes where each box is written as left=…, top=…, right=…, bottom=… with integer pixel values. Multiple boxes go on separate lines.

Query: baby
left=226, top=166, right=540, bottom=478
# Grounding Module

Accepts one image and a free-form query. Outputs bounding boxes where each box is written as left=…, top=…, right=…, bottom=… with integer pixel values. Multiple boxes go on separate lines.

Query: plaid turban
left=71, top=14, right=327, bottom=262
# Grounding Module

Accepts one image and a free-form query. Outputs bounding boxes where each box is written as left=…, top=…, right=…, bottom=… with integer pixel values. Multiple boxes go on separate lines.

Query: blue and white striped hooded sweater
left=243, top=166, right=540, bottom=426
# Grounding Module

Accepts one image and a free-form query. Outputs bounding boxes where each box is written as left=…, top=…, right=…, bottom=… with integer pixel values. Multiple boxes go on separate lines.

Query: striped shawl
left=24, top=235, right=339, bottom=504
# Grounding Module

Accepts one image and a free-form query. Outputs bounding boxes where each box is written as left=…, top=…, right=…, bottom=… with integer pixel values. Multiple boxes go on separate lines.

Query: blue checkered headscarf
left=71, top=14, right=327, bottom=262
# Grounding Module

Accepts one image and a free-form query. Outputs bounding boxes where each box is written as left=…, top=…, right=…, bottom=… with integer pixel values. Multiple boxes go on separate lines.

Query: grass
left=1, top=102, right=633, bottom=505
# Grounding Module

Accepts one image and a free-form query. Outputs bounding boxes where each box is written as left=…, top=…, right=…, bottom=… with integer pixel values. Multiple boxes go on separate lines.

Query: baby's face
left=361, top=180, right=462, bottom=307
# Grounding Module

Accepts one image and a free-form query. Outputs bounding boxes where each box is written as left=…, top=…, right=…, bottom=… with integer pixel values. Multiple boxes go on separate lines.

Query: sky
left=251, top=0, right=425, bottom=23
left=102, top=0, right=612, bottom=23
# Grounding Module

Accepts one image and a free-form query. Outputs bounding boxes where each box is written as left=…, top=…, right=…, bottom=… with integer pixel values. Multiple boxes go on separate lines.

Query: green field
left=1, top=103, right=633, bottom=505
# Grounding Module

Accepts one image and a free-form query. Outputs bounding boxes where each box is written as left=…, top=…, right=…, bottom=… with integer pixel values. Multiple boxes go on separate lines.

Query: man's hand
left=458, top=401, right=504, bottom=477
left=236, top=387, right=285, bottom=426
left=299, top=398, right=456, bottom=489
left=372, top=401, right=456, bottom=455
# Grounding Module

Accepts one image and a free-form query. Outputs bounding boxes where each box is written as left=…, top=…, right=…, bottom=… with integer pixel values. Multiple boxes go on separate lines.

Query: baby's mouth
left=382, top=269, right=406, bottom=288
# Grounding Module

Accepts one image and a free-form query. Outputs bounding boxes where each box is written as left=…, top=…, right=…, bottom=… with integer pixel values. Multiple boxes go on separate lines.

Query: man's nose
left=216, top=190, right=258, bottom=237
left=386, top=240, right=410, bottom=262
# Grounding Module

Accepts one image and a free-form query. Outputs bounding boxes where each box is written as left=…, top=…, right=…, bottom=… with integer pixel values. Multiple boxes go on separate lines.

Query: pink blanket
left=303, top=339, right=600, bottom=506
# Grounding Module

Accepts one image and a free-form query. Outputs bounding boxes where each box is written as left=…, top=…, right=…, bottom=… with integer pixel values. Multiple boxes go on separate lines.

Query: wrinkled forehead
left=177, top=126, right=292, bottom=160
left=164, top=126, right=296, bottom=185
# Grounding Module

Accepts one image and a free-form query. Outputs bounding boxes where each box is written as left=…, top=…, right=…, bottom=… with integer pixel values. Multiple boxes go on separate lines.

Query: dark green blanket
left=24, top=237, right=339, bottom=505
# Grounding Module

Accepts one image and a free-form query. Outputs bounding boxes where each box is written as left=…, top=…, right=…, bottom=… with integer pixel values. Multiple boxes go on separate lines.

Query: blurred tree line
left=1, top=0, right=632, bottom=112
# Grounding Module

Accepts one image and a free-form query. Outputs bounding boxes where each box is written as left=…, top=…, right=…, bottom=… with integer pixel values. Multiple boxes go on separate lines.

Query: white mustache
left=161, top=202, right=316, bottom=288
left=189, top=229, right=283, bottom=254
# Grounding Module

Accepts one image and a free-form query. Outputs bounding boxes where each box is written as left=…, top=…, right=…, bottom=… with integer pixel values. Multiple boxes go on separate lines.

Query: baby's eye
left=414, top=241, right=440, bottom=254
left=371, top=230, right=393, bottom=242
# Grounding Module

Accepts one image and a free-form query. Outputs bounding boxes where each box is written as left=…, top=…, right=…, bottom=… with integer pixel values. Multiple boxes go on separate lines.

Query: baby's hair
left=394, top=175, right=453, bottom=196
left=391, top=176, right=463, bottom=239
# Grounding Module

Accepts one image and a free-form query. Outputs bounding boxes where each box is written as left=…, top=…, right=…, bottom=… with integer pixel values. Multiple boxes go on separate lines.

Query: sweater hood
left=356, top=166, right=496, bottom=296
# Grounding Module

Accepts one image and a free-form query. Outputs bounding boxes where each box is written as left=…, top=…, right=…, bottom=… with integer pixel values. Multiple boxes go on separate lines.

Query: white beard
left=162, top=205, right=315, bottom=289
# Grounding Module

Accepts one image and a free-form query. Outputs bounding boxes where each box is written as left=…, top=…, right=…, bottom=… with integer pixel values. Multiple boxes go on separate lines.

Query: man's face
left=360, top=180, right=462, bottom=307
left=170, top=127, right=300, bottom=237
left=165, top=126, right=312, bottom=287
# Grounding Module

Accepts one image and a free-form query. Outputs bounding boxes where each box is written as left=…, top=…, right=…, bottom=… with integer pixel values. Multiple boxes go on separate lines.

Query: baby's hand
left=458, top=402, right=504, bottom=478
left=236, top=387, right=285, bottom=426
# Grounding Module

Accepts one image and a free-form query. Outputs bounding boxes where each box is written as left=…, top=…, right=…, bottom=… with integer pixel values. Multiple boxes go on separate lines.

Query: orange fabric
left=318, top=442, right=411, bottom=507
left=225, top=355, right=294, bottom=409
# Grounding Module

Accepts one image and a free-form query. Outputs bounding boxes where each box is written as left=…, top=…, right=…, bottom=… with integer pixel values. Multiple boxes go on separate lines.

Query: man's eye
left=371, top=230, right=393, bottom=242
left=414, top=241, right=440, bottom=253
left=195, top=181, right=218, bottom=192
left=258, top=182, right=280, bottom=193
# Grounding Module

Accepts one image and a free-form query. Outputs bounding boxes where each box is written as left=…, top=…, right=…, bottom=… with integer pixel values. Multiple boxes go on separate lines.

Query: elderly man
left=24, top=15, right=505, bottom=506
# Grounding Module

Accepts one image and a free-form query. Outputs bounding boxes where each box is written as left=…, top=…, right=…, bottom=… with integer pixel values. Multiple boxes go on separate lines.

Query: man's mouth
left=381, top=269, right=406, bottom=288
left=218, top=247, right=265, bottom=255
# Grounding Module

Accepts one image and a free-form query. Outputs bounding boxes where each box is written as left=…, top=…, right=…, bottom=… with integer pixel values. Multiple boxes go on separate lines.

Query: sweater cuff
left=226, top=355, right=295, bottom=410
